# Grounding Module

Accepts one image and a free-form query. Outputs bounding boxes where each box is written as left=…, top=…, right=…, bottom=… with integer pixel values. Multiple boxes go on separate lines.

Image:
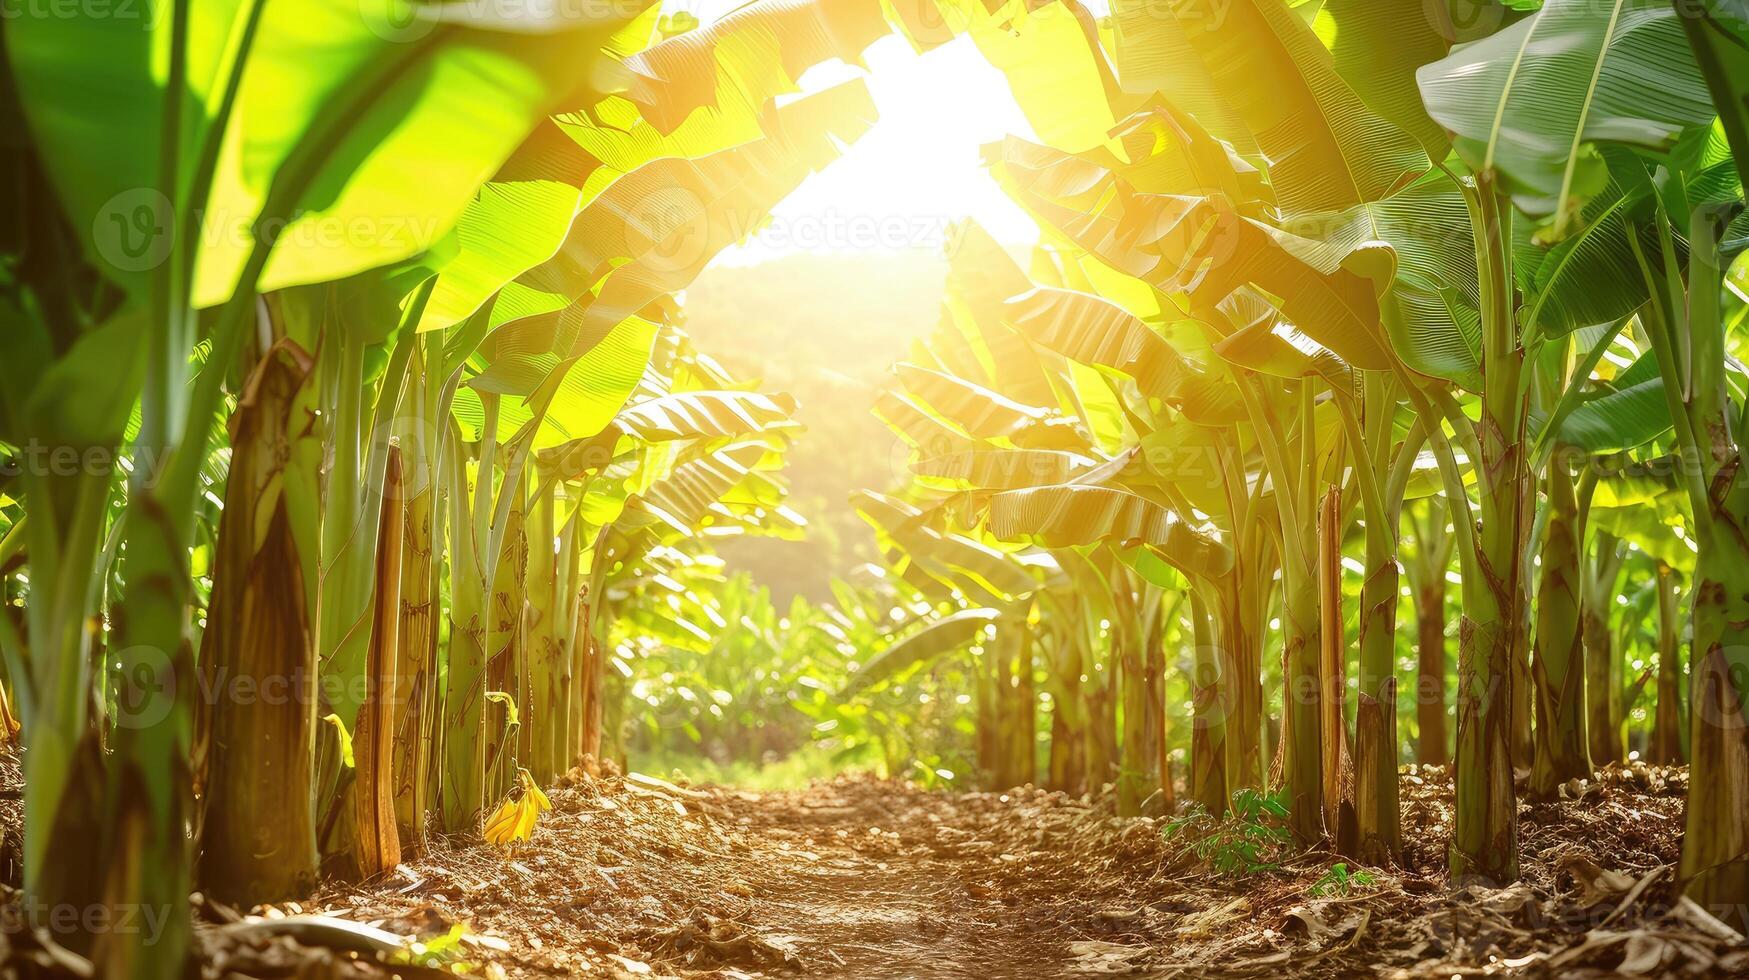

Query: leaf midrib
left=1554, top=0, right=1629, bottom=231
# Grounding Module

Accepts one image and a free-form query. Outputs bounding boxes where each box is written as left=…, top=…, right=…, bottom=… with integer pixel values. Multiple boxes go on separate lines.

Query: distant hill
left=681, top=250, right=950, bottom=601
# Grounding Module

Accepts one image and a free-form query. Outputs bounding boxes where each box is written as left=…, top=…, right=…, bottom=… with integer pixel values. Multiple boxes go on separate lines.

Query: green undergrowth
left=1163, top=788, right=1295, bottom=875
left=630, top=746, right=865, bottom=792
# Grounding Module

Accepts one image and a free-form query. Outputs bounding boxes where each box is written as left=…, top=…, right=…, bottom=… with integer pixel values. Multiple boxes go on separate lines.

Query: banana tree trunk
left=99, top=515, right=198, bottom=977
left=1531, top=462, right=1590, bottom=795
left=1669, top=34, right=1749, bottom=929
left=1217, top=566, right=1265, bottom=793
left=196, top=341, right=321, bottom=904
left=1203, top=439, right=1265, bottom=801
left=1677, top=214, right=1749, bottom=909
left=1452, top=412, right=1525, bottom=886
left=1116, top=638, right=1149, bottom=814
left=544, top=513, right=582, bottom=781
left=526, top=487, right=560, bottom=786
left=992, top=625, right=1015, bottom=787
left=995, top=620, right=1033, bottom=789
left=602, top=665, right=628, bottom=772
left=344, top=448, right=404, bottom=879
left=92, top=299, right=285, bottom=977
left=1648, top=564, right=1684, bottom=764
left=1315, top=489, right=1349, bottom=847
left=1010, top=620, right=1036, bottom=787
left=1413, top=574, right=1455, bottom=766
left=581, top=602, right=605, bottom=773
left=1415, top=581, right=1449, bottom=765
left=977, top=636, right=999, bottom=783
left=1085, top=665, right=1116, bottom=795
left=1189, top=586, right=1228, bottom=814
left=1046, top=625, right=1087, bottom=794
left=1582, top=536, right=1625, bottom=766
left=483, top=493, right=528, bottom=799
left=1511, top=480, right=1536, bottom=773
left=1146, top=598, right=1172, bottom=812
left=1354, top=498, right=1401, bottom=863
left=1115, top=583, right=1151, bottom=815
left=439, top=426, right=488, bottom=832
left=1281, top=562, right=1324, bottom=845
left=1683, top=505, right=1749, bottom=920
left=1408, top=500, right=1451, bottom=767
left=312, top=326, right=394, bottom=867
left=568, top=595, right=591, bottom=772
left=1450, top=177, right=1523, bottom=886
left=391, top=344, right=440, bottom=853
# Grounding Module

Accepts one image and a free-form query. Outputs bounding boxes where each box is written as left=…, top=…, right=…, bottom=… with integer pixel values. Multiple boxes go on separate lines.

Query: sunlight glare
left=696, top=25, right=1042, bottom=266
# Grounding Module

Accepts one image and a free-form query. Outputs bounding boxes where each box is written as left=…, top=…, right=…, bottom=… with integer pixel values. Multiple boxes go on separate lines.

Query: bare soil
left=2, top=754, right=1745, bottom=977
left=166, top=762, right=1749, bottom=979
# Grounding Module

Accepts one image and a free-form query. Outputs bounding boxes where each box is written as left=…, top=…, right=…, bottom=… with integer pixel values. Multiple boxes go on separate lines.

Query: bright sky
left=675, top=2, right=1048, bottom=266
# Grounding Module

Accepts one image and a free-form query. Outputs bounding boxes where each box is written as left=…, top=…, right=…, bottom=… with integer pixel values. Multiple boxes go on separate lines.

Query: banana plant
left=1401, top=496, right=1455, bottom=766
left=848, top=487, right=1051, bottom=788
left=1413, top=0, right=1725, bottom=884
left=2, top=1, right=661, bottom=970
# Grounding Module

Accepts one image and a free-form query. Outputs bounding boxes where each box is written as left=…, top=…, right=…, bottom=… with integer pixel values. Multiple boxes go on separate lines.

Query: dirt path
left=233, top=774, right=1183, bottom=978
left=723, top=784, right=1092, bottom=978
left=185, top=766, right=1736, bottom=979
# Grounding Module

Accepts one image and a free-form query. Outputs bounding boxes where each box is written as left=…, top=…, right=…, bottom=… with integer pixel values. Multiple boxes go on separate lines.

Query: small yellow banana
left=482, top=768, right=550, bottom=847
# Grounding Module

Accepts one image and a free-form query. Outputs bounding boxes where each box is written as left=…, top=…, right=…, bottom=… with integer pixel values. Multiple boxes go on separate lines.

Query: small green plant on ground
left=1164, top=788, right=1294, bottom=875
left=1308, top=862, right=1378, bottom=898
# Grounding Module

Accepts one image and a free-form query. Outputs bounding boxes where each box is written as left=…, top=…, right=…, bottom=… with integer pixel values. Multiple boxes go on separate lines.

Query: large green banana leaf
left=1157, top=0, right=1427, bottom=215
left=1210, top=286, right=1354, bottom=388
left=453, top=313, right=660, bottom=448
left=1589, top=495, right=1695, bottom=569
left=4, top=0, right=250, bottom=290
left=618, top=0, right=891, bottom=134
left=1318, top=0, right=1452, bottom=157
left=612, top=390, right=798, bottom=443
left=490, top=79, right=878, bottom=348
left=1000, top=286, right=1244, bottom=424
left=1417, top=0, right=1716, bottom=241
left=419, top=0, right=900, bottom=334
left=874, top=389, right=979, bottom=456
left=1178, top=204, right=1394, bottom=371
left=1679, top=1, right=1749, bottom=190
left=842, top=608, right=1001, bottom=697
left=988, top=115, right=1261, bottom=208
left=958, top=0, right=1123, bottom=154
left=533, top=387, right=797, bottom=486
left=1517, top=131, right=1743, bottom=340
left=1136, top=426, right=1237, bottom=523
left=943, top=223, right=1077, bottom=410
left=1275, top=170, right=1480, bottom=387
left=911, top=449, right=1102, bottom=491
left=986, top=483, right=1233, bottom=580
left=415, top=123, right=598, bottom=333
left=894, top=363, right=1087, bottom=450
left=992, top=123, right=1478, bottom=389
left=990, top=151, right=1400, bottom=377
left=1109, top=0, right=1254, bottom=152
left=5, top=1, right=660, bottom=305
left=617, top=441, right=773, bottom=537
left=851, top=490, right=1039, bottom=604
left=1557, top=349, right=1675, bottom=452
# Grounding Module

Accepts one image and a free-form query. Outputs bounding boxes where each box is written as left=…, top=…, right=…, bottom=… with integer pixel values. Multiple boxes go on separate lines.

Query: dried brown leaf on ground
left=4, top=761, right=1741, bottom=978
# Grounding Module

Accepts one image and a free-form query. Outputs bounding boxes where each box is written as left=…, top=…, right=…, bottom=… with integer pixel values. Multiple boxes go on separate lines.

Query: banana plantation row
left=837, top=0, right=1749, bottom=929
left=2, top=0, right=1749, bottom=977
